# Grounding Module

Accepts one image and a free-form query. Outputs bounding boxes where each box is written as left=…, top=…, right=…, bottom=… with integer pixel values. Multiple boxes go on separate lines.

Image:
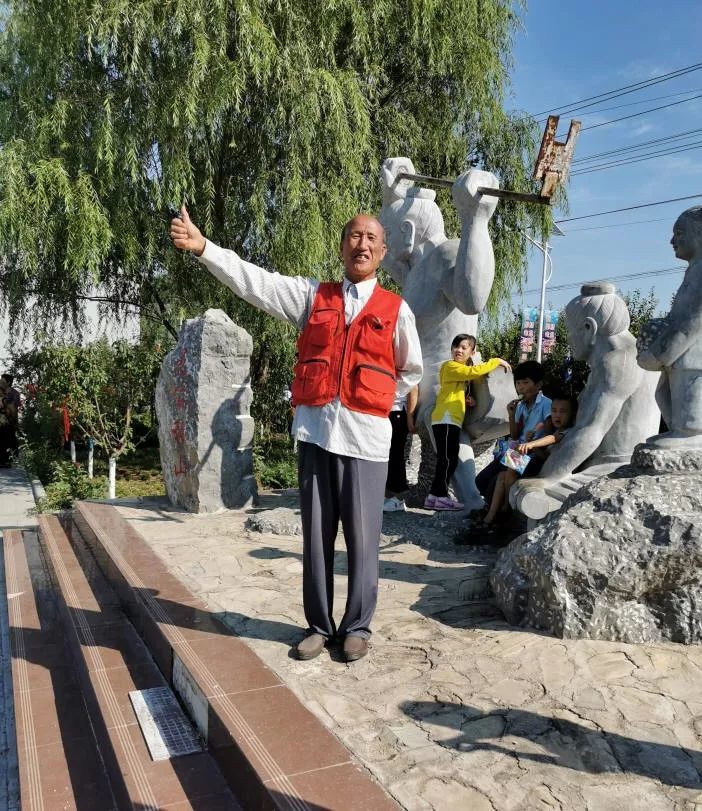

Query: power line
left=555, top=193, right=702, bottom=224
left=571, top=140, right=702, bottom=175
left=574, top=126, right=702, bottom=164
left=533, top=62, right=702, bottom=118
left=565, top=216, right=670, bottom=233
left=561, top=87, right=702, bottom=119
left=579, top=92, right=702, bottom=133
left=514, top=265, right=685, bottom=298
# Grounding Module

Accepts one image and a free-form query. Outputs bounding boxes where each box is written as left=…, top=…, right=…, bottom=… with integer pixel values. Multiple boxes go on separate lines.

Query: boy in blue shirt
left=473, top=360, right=552, bottom=524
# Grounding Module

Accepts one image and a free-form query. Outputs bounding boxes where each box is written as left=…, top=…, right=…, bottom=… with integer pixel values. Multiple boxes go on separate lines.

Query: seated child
left=425, top=334, right=511, bottom=511
left=474, top=360, right=552, bottom=517
left=480, top=393, right=577, bottom=529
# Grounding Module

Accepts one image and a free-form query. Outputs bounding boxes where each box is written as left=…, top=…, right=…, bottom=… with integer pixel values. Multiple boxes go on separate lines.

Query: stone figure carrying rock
left=638, top=206, right=702, bottom=449
left=511, top=282, right=660, bottom=520
left=170, top=207, right=422, bottom=664
left=379, top=158, right=513, bottom=509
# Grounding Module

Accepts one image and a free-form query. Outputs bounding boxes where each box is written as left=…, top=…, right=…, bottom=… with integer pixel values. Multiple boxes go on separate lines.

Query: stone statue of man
left=379, top=158, right=513, bottom=508
left=515, top=283, right=659, bottom=505
left=637, top=206, right=702, bottom=448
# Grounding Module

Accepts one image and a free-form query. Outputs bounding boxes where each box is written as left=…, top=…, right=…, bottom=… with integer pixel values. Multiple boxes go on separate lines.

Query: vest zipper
left=338, top=323, right=350, bottom=392
left=356, top=363, right=396, bottom=381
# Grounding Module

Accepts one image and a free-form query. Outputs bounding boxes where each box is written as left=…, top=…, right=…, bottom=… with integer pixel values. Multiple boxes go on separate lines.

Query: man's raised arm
left=170, top=206, right=316, bottom=330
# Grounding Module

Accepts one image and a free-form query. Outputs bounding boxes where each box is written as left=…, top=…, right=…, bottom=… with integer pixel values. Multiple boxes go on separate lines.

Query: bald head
left=341, top=214, right=385, bottom=244
left=340, top=214, right=387, bottom=283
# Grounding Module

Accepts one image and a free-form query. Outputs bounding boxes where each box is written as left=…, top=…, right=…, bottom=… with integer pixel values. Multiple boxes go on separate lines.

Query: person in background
left=383, top=385, right=419, bottom=512
left=1, top=374, right=20, bottom=411
left=426, top=334, right=511, bottom=511
left=476, top=394, right=576, bottom=534
left=0, top=377, right=18, bottom=467
left=474, top=360, right=552, bottom=516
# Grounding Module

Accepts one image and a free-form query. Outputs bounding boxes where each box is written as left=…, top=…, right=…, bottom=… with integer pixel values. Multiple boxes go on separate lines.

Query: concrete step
left=38, top=513, right=241, bottom=810
left=4, top=527, right=117, bottom=809
left=73, top=500, right=399, bottom=811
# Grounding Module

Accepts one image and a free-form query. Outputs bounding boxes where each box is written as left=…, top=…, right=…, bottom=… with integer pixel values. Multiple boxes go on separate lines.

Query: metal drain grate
left=129, top=687, right=203, bottom=761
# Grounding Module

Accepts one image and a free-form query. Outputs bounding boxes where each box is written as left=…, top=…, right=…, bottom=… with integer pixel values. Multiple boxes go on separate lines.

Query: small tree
left=13, top=338, right=161, bottom=497
left=623, top=289, right=658, bottom=338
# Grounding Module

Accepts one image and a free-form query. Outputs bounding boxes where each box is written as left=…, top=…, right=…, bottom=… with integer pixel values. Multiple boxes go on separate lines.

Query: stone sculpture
left=379, top=158, right=514, bottom=508
left=491, top=461, right=702, bottom=644
left=511, top=282, right=660, bottom=519
left=494, top=228, right=702, bottom=646
left=156, top=308, right=257, bottom=513
left=637, top=205, right=702, bottom=450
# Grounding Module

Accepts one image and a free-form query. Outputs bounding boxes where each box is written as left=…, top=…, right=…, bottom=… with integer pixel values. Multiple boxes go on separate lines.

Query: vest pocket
left=291, top=359, right=329, bottom=402
left=358, top=316, right=392, bottom=356
left=305, top=310, right=340, bottom=346
left=353, top=364, right=397, bottom=411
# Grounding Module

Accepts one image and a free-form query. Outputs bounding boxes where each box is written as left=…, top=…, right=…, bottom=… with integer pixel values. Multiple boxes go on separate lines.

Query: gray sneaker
left=383, top=496, right=406, bottom=512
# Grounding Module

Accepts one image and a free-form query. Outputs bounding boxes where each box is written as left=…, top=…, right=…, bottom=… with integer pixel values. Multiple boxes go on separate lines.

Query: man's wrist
left=193, top=237, right=207, bottom=257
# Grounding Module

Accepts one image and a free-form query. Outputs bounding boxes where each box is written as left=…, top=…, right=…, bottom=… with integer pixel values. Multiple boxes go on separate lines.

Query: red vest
left=291, top=282, right=402, bottom=418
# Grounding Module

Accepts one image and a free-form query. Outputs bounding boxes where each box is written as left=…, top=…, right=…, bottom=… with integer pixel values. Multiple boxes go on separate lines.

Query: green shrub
left=253, top=435, right=297, bottom=489
left=16, top=439, right=62, bottom=484
left=36, top=461, right=105, bottom=512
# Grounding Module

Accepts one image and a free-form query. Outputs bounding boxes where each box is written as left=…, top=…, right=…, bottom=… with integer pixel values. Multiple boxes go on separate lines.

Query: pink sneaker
left=433, top=496, right=465, bottom=511
left=423, top=495, right=437, bottom=509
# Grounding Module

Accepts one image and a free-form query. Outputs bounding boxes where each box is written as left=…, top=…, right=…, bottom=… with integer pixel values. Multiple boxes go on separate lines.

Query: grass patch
left=91, top=445, right=166, bottom=498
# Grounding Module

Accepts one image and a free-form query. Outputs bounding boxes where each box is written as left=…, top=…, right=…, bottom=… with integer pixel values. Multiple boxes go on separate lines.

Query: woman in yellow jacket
left=425, top=334, right=511, bottom=510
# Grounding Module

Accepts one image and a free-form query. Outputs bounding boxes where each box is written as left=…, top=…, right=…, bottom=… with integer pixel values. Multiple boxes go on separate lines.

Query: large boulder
left=156, top=309, right=257, bottom=513
left=491, top=447, right=702, bottom=644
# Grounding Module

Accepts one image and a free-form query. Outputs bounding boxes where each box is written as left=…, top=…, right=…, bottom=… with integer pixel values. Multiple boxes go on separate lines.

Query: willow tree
left=0, top=1, right=545, bottom=427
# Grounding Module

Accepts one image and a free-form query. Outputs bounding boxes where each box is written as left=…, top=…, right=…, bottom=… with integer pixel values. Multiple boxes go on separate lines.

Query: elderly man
left=170, top=208, right=422, bottom=662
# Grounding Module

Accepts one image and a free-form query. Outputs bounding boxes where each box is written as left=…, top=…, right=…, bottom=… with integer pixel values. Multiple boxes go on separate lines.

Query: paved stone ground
left=0, top=467, right=37, bottom=531
left=0, top=468, right=34, bottom=811
left=118, top=494, right=702, bottom=811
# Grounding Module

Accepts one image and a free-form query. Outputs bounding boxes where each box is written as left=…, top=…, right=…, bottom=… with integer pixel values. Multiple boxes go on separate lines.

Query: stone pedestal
left=156, top=309, right=257, bottom=513
left=491, top=444, right=702, bottom=644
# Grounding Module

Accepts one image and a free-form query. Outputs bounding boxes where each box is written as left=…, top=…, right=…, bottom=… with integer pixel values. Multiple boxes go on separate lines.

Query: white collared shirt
left=198, top=240, right=423, bottom=461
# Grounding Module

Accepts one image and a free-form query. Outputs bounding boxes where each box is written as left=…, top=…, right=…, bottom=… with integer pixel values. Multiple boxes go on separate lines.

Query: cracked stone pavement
left=117, top=494, right=702, bottom=811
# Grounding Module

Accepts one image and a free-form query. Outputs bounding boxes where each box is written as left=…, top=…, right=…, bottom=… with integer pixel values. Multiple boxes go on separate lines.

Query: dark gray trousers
left=297, top=441, right=387, bottom=640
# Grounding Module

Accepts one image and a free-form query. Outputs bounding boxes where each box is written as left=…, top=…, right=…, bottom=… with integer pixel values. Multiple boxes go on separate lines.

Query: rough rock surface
left=156, top=309, right=257, bottom=513
left=491, top=460, right=702, bottom=644
left=246, top=507, right=302, bottom=536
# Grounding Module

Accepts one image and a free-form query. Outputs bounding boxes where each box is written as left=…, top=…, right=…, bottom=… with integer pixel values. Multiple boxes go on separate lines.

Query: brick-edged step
left=38, top=514, right=241, bottom=810
left=73, top=501, right=400, bottom=811
left=4, top=528, right=117, bottom=809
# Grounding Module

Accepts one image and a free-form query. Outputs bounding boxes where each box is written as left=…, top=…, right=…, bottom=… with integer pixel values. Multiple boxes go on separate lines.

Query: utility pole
left=521, top=223, right=564, bottom=362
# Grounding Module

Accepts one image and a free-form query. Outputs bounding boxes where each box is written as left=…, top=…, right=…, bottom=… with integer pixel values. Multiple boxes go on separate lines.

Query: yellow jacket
left=431, top=358, right=502, bottom=427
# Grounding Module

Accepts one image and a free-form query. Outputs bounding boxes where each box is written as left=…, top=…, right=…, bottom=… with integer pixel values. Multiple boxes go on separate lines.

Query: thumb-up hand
left=170, top=206, right=206, bottom=256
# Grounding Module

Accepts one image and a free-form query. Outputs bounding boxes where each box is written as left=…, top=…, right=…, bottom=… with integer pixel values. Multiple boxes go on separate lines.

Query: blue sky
left=508, top=0, right=702, bottom=315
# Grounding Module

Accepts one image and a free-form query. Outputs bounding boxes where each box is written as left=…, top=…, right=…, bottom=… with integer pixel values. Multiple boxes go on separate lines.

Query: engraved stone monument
left=156, top=309, right=257, bottom=513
